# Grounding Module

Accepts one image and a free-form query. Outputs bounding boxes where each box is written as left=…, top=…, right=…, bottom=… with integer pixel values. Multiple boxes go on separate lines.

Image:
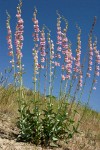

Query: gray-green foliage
left=17, top=99, right=79, bottom=147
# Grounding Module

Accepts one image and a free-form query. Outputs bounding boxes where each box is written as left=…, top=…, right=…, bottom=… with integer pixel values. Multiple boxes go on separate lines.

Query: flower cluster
left=62, top=21, right=68, bottom=55
left=47, top=32, right=55, bottom=95
left=6, top=12, right=14, bottom=68
left=32, top=7, right=39, bottom=42
left=88, top=36, right=93, bottom=71
left=57, top=16, right=62, bottom=47
left=78, top=69, right=83, bottom=88
left=93, top=39, right=100, bottom=68
left=86, top=17, right=97, bottom=79
left=15, top=0, right=24, bottom=71
left=61, top=26, right=73, bottom=81
left=50, top=40, right=55, bottom=60
left=48, top=32, right=55, bottom=71
left=73, top=27, right=81, bottom=74
left=32, top=7, right=40, bottom=84
left=86, top=36, right=93, bottom=78
left=55, top=15, right=62, bottom=66
left=95, top=51, right=100, bottom=77
left=32, top=48, right=39, bottom=77
left=92, top=39, right=100, bottom=89
left=73, top=27, right=83, bottom=87
left=65, top=43, right=73, bottom=79
left=40, top=28, right=46, bottom=68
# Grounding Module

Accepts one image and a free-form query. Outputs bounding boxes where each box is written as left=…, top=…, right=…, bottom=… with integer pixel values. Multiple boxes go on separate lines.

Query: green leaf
left=50, top=142, right=58, bottom=147
left=73, top=126, right=79, bottom=133
left=68, top=133, right=73, bottom=139
left=52, top=137, right=58, bottom=141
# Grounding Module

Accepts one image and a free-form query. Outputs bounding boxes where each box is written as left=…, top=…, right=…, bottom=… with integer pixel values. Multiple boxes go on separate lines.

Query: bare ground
left=0, top=111, right=100, bottom=150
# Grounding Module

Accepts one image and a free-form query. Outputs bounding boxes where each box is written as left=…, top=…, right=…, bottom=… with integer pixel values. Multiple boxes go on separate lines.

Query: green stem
left=49, top=46, right=52, bottom=103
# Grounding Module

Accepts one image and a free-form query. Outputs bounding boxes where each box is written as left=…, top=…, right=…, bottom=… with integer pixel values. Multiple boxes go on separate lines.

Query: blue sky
left=0, top=0, right=100, bottom=112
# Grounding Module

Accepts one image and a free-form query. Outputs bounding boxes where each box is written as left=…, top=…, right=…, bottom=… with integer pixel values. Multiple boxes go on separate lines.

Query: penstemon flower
left=92, top=38, right=100, bottom=89
left=47, top=32, right=55, bottom=96
left=61, top=17, right=68, bottom=54
left=61, top=22, right=69, bottom=81
left=93, top=87, right=96, bottom=90
left=74, top=25, right=83, bottom=88
left=56, top=13, right=62, bottom=65
left=73, top=26, right=81, bottom=75
left=32, top=7, right=40, bottom=92
left=50, top=40, right=55, bottom=60
left=15, top=0, right=24, bottom=87
left=40, top=28, right=46, bottom=68
left=78, top=70, right=83, bottom=88
left=32, top=7, right=39, bottom=42
left=32, top=48, right=39, bottom=76
left=88, top=36, right=93, bottom=71
left=67, top=26, right=82, bottom=110
left=86, top=17, right=97, bottom=79
left=65, top=42, right=73, bottom=79
left=61, top=74, right=66, bottom=80
left=93, top=38, right=100, bottom=65
left=6, top=12, right=15, bottom=69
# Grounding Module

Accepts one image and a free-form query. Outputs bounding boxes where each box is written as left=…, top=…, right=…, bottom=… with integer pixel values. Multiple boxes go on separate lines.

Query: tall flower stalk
left=42, top=25, right=51, bottom=98
left=38, top=27, right=46, bottom=96
left=59, top=17, right=69, bottom=100
left=47, top=32, right=55, bottom=98
left=6, top=11, right=16, bottom=87
left=49, top=12, right=62, bottom=96
left=69, top=25, right=82, bottom=99
left=15, top=0, right=24, bottom=93
left=32, top=7, right=40, bottom=100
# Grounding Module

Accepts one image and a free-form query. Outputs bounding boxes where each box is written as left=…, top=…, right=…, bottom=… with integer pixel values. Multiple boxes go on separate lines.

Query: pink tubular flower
left=9, top=51, right=13, bottom=56
left=55, top=61, right=60, bottom=66
left=86, top=73, right=91, bottom=78
left=41, top=57, right=45, bottom=63
left=95, top=71, right=99, bottom=76
left=93, top=87, right=96, bottom=90
left=57, top=46, right=62, bottom=51
left=61, top=74, right=66, bottom=80
left=65, top=74, right=70, bottom=79
left=96, top=66, right=100, bottom=70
